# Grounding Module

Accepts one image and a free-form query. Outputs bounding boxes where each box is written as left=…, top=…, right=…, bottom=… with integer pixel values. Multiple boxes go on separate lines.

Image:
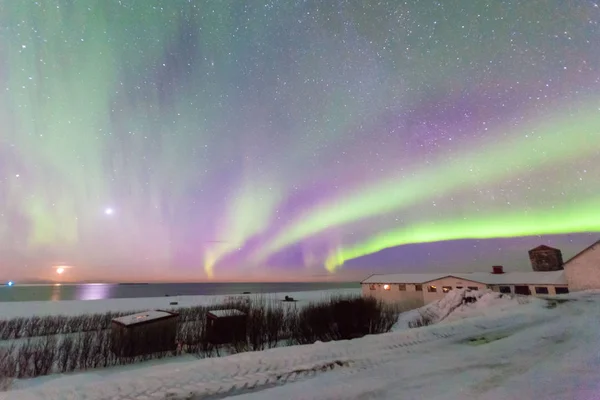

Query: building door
left=514, top=285, right=531, bottom=295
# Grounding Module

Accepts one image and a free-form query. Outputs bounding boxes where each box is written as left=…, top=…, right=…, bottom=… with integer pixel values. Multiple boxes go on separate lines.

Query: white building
left=564, top=239, right=600, bottom=290
left=362, top=240, right=600, bottom=306
left=362, top=267, right=567, bottom=306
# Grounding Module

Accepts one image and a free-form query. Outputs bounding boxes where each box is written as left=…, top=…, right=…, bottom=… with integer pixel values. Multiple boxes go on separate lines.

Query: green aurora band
left=325, top=198, right=600, bottom=272
left=256, top=101, right=600, bottom=265
left=203, top=174, right=282, bottom=277
left=1, top=0, right=599, bottom=280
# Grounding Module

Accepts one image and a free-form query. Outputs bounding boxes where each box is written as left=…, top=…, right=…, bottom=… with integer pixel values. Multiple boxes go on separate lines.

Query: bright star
left=104, top=207, right=114, bottom=215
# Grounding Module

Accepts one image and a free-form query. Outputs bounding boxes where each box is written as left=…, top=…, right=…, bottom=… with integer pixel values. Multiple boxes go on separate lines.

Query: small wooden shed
left=111, top=310, right=179, bottom=357
left=206, top=309, right=246, bottom=345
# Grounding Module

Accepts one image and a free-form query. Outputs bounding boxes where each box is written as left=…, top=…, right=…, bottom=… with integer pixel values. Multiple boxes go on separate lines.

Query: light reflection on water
left=75, top=284, right=112, bottom=300
left=0, top=282, right=360, bottom=302
left=50, top=284, right=61, bottom=301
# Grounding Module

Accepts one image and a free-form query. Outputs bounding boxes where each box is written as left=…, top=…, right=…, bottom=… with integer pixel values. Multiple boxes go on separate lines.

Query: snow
left=0, top=289, right=360, bottom=318
left=393, top=288, right=532, bottom=330
left=207, top=309, right=246, bottom=318
left=419, top=288, right=532, bottom=323
left=3, top=289, right=600, bottom=399
left=363, top=270, right=567, bottom=285
left=112, top=310, right=176, bottom=326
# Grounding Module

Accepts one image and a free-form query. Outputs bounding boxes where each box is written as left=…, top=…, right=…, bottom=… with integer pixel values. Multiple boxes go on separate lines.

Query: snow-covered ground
left=3, top=289, right=598, bottom=399
left=393, top=288, right=531, bottom=330
left=0, top=289, right=361, bottom=318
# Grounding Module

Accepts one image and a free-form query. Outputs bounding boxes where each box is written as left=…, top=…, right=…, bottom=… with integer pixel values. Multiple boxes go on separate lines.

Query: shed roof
left=112, top=310, right=177, bottom=327
left=362, top=270, right=566, bottom=286
left=207, top=309, right=246, bottom=318
left=362, top=273, right=448, bottom=284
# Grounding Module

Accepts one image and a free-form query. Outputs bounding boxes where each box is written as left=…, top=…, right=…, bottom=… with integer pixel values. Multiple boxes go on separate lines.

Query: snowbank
left=395, top=288, right=545, bottom=330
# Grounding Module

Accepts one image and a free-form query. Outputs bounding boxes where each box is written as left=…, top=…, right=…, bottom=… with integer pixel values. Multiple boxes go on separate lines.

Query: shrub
left=0, top=295, right=402, bottom=382
left=291, top=295, right=399, bottom=344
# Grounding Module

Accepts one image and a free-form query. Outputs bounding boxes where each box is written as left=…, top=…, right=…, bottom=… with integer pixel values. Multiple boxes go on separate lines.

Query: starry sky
left=1, top=0, right=599, bottom=283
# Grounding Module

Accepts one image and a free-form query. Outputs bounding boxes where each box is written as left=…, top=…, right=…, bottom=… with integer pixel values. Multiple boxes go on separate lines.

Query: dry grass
left=0, top=295, right=403, bottom=383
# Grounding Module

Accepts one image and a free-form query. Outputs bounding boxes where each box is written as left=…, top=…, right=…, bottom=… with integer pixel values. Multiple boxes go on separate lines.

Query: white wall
left=489, top=284, right=569, bottom=296
left=362, top=283, right=424, bottom=306
left=565, top=243, right=600, bottom=291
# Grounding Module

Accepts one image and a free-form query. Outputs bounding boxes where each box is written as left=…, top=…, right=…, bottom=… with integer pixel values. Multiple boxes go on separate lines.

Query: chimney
left=492, top=265, right=504, bottom=274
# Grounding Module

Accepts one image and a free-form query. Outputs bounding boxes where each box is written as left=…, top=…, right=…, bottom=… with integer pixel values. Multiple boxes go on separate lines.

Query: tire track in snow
left=158, top=309, right=552, bottom=400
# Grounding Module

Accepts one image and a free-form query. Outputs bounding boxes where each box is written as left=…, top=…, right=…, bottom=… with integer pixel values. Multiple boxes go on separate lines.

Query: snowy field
left=2, top=289, right=599, bottom=399
left=0, top=288, right=361, bottom=318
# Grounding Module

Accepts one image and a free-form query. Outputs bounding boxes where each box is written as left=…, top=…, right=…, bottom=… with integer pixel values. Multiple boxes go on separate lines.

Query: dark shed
left=206, top=309, right=247, bottom=345
left=111, top=310, right=179, bottom=357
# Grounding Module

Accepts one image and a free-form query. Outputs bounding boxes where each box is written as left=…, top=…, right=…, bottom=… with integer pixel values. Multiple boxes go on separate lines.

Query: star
left=0, top=0, right=598, bottom=282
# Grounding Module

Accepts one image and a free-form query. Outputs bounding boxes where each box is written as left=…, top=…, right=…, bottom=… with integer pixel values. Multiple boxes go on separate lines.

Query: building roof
left=361, top=270, right=567, bottom=286
left=448, top=271, right=566, bottom=285
left=361, top=273, right=450, bottom=284
left=112, top=310, right=177, bottom=327
left=563, top=239, right=600, bottom=266
left=529, top=245, right=560, bottom=252
left=207, top=309, right=246, bottom=318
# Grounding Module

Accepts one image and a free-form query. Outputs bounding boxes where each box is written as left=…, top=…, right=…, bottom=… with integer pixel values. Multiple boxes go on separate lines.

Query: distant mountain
left=8, top=278, right=113, bottom=285
left=11, top=278, right=58, bottom=284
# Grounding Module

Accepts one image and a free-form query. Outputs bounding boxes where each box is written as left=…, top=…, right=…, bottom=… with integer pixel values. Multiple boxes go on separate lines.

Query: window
left=467, top=286, right=479, bottom=291
left=398, top=284, right=406, bottom=291
left=499, top=286, right=511, bottom=294
left=535, top=286, right=549, bottom=294
left=514, top=285, right=531, bottom=295
left=383, top=284, right=391, bottom=291
left=456, top=286, right=463, bottom=289
left=442, top=286, right=452, bottom=293
left=369, top=284, right=376, bottom=291
left=415, top=284, right=423, bottom=292
left=427, top=285, right=437, bottom=293
left=555, top=287, right=569, bottom=294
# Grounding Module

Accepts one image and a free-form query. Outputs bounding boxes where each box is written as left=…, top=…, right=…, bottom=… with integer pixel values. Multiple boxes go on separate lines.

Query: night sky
left=1, top=1, right=599, bottom=283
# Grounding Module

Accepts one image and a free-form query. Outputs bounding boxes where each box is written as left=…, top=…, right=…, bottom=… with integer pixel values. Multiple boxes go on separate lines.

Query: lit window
left=398, top=284, right=406, bottom=291
left=427, top=285, right=437, bottom=293
left=415, top=284, right=423, bottom=291
left=383, top=284, right=391, bottom=291
left=442, top=286, right=452, bottom=293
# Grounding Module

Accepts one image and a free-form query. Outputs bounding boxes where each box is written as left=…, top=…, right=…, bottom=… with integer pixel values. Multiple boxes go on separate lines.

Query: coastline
left=0, top=288, right=362, bottom=319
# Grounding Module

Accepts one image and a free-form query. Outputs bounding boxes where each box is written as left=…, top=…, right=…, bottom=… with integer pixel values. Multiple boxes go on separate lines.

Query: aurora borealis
left=1, top=1, right=599, bottom=282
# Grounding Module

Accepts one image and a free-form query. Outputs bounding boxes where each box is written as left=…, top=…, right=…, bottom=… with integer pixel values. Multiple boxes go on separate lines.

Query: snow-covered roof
left=208, top=309, right=246, bottom=318
left=112, top=310, right=176, bottom=326
left=449, top=271, right=567, bottom=285
left=362, top=273, right=448, bottom=284
left=362, top=270, right=567, bottom=286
